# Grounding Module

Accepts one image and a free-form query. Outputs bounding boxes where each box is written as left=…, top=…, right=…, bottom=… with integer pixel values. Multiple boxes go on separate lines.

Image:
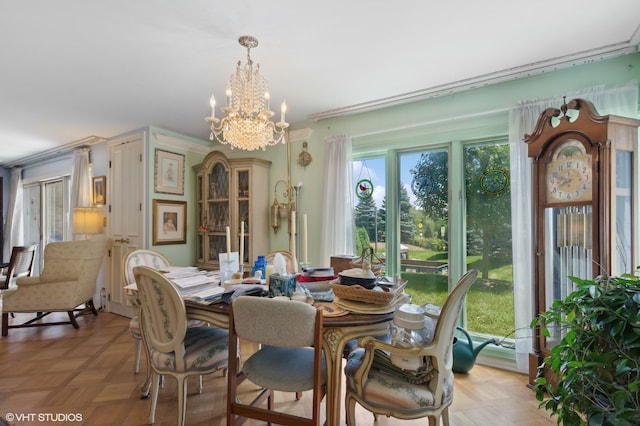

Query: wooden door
left=107, top=134, right=144, bottom=317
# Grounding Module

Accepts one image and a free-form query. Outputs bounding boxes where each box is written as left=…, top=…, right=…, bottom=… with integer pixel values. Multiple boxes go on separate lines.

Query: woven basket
left=330, top=279, right=408, bottom=305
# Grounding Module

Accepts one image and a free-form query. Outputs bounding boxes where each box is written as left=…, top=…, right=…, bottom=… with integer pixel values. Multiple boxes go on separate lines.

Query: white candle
left=226, top=225, right=231, bottom=256
left=302, top=214, right=308, bottom=264
left=290, top=210, right=296, bottom=261
left=280, top=101, right=287, bottom=123
left=209, top=94, right=216, bottom=118
left=239, top=221, right=245, bottom=264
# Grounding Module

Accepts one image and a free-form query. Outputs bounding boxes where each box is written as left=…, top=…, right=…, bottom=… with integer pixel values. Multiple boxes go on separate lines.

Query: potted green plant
left=531, top=273, right=640, bottom=425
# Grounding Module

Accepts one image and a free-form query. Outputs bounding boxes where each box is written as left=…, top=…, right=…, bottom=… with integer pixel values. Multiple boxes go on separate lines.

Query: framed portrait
left=92, top=176, right=106, bottom=205
left=153, top=199, right=187, bottom=245
left=154, top=149, right=185, bottom=195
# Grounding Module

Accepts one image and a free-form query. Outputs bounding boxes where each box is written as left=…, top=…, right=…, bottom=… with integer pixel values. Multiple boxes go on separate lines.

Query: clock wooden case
left=524, top=98, right=640, bottom=385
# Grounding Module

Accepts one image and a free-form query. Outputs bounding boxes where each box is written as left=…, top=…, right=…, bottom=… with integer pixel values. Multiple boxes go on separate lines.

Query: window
left=353, top=138, right=515, bottom=360
left=23, top=177, right=71, bottom=274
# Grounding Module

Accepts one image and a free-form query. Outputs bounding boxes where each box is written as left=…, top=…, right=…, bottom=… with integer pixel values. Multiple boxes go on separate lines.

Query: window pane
left=464, top=142, right=514, bottom=337
left=353, top=158, right=385, bottom=259
left=44, top=180, right=64, bottom=244
left=399, top=149, right=450, bottom=308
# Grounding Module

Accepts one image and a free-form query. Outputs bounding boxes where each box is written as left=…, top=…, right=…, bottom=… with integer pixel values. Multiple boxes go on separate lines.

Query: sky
left=353, top=153, right=422, bottom=208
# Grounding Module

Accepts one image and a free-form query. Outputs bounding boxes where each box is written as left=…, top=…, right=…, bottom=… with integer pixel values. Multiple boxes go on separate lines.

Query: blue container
left=251, top=255, right=267, bottom=278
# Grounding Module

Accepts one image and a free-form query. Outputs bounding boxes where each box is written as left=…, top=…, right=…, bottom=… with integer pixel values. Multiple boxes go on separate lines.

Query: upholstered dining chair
left=344, top=269, right=479, bottom=426
left=2, top=236, right=108, bottom=336
left=227, top=296, right=326, bottom=426
left=0, top=245, right=37, bottom=291
left=123, top=249, right=172, bottom=376
left=265, top=250, right=298, bottom=274
left=133, top=266, right=229, bottom=426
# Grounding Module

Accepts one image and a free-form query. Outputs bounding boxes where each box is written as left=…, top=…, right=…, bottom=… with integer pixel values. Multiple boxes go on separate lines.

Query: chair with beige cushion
left=134, top=265, right=229, bottom=426
left=227, top=296, right=326, bottom=425
left=1, top=236, right=109, bottom=336
left=123, top=249, right=172, bottom=376
left=344, top=269, right=479, bottom=425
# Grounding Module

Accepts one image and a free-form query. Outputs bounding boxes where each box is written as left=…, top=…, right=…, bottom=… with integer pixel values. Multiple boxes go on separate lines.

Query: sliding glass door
left=354, top=139, right=514, bottom=343
left=23, top=177, right=71, bottom=274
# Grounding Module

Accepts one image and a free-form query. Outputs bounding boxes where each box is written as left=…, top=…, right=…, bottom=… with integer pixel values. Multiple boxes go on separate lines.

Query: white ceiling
left=1, top=0, right=639, bottom=166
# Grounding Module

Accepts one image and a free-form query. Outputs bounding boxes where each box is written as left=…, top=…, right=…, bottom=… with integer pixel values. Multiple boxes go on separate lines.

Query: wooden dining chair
left=227, top=296, right=326, bottom=425
left=0, top=245, right=37, bottom=291
left=265, top=250, right=298, bottom=273
left=344, top=269, right=479, bottom=425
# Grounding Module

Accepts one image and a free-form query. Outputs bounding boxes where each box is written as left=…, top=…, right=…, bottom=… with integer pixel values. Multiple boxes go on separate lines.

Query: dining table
left=184, top=299, right=394, bottom=426
left=126, top=269, right=396, bottom=426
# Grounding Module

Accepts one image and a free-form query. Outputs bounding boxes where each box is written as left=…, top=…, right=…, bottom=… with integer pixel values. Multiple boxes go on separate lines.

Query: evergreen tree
left=355, top=195, right=379, bottom=242
left=378, top=185, right=415, bottom=247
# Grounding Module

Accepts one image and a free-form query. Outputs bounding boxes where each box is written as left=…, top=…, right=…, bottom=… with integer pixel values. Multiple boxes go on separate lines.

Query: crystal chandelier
left=206, top=36, right=289, bottom=151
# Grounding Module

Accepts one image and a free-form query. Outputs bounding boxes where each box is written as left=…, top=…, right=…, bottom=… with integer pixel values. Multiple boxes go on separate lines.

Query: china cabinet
left=193, top=151, right=271, bottom=270
left=524, top=98, right=640, bottom=384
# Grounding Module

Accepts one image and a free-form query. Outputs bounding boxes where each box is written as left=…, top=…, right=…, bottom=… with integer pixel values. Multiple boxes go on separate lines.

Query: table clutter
left=129, top=251, right=410, bottom=319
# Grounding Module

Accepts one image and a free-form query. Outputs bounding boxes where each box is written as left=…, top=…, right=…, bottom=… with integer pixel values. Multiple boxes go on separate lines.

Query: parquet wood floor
left=0, top=311, right=555, bottom=425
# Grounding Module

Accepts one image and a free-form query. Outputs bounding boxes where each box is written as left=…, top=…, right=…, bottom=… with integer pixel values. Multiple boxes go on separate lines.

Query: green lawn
left=400, top=251, right=515, bottom=338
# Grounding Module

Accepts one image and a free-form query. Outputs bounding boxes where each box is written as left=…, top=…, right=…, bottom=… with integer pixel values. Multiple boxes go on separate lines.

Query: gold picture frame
left=92, top=176, right=106, bottom=205
left=154, top=149, right=185, bottom=195
left=152, top=199, right=187, bottom=245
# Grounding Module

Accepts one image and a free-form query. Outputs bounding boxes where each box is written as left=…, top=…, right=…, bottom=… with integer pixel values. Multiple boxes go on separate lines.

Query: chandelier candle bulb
left=281, top=101, right=287, bottom=123
left=209, top=95, right=216, bottom=118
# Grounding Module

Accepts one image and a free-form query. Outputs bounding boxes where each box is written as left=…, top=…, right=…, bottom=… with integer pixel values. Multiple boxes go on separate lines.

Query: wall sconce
left=271, top=180, right=303, bottom=234
left=271, top=181, right=292, bottom=233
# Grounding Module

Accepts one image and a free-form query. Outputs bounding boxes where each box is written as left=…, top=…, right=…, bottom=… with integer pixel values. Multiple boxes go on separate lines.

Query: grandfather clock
left=525, top=98, right=640, bottom=385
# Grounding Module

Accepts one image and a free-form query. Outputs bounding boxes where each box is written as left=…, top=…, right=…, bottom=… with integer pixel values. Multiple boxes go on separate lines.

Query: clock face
left=545, top=140, right=593, bottom=203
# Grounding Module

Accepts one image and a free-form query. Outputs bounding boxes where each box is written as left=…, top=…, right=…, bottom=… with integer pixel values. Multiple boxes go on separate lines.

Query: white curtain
left=509, top=80, right=638, bottom=372
left=319, top=134, right=356, bottom=265
left=3, top=167, right=24, bottom=263
left=69, top=147, right=93, bottom=235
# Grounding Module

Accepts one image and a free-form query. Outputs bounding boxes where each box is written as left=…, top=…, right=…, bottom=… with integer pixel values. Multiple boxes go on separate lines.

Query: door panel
left=108, top=135, right=144, bottom=317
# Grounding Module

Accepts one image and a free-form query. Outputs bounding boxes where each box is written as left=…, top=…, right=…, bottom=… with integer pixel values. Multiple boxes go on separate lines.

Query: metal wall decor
left=297, top=141, right=312, bottom=167
left=479, top=168, right=510, bottom=195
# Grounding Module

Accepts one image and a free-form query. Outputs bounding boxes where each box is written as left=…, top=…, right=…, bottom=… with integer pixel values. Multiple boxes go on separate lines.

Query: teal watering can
left=452, top=326, right=498, bottom=373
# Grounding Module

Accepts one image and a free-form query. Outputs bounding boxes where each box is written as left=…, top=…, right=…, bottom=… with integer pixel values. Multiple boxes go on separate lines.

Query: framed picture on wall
left=154, top=149, right=185, bottom=195
left=153, top=199, right=187, bottom=245
left=92, top=176, right=106, bottom=205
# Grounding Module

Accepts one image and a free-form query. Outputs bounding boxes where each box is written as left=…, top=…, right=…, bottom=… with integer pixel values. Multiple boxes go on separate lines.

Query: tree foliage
left=410, top=144, right=512, bottom=278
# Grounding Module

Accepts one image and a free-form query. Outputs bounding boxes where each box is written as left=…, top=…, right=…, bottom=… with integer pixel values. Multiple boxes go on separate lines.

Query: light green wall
left=283, top=54, right=639, bottom=267
left=145, top=126, right=208, bottom=266
left=128, top=54, right=639, bottom=268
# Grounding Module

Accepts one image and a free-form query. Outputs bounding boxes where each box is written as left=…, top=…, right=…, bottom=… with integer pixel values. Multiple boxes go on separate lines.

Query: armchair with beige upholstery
left=344, top=269, right=479, bottom=425
left=1, top=235, right=109, bottom=336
